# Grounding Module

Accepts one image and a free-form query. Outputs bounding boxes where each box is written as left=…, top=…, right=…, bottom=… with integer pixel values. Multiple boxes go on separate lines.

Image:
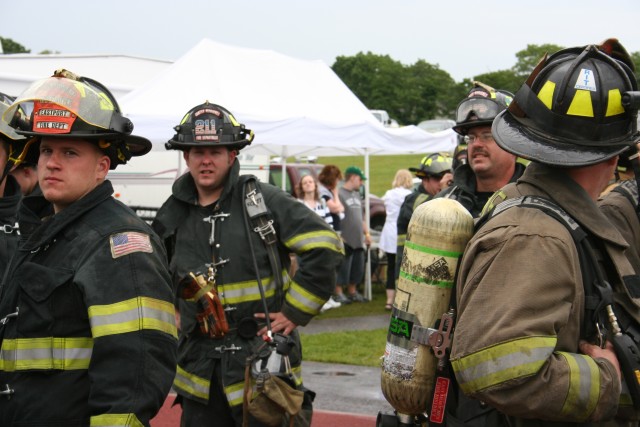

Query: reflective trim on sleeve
left=0, top=337, right=93, bottom=372
left=557, top=352, right=600, bottom=420
left=285, top=280, right=325, bottom=315
left=88, top=296, right=177, bottom=339
left=225, top=381, right=246, bottom=407
left=397, top=234, right=406, bottom=247
left=173, top=365, right=210, bottom=401
left=285, top=230, right=344, bottom=254
left=90, top=413, right=144, bottom=427
left=452, top=336, right=557, bottom=394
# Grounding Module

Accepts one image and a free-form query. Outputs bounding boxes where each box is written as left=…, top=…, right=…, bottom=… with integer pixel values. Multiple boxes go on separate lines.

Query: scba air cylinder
left=381, top=197, right=474, bottom=417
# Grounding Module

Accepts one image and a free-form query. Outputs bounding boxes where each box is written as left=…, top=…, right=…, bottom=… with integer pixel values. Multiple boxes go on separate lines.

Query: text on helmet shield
left=194, top=119, right=219, bottom=141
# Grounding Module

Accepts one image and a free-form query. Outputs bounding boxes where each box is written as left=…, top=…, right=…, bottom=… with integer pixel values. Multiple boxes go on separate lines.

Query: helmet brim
left=492, top=110, right=629, bottom=167
left=17, top=130, right=152, bottom=157
left=165, top=139, right=251, bottom=151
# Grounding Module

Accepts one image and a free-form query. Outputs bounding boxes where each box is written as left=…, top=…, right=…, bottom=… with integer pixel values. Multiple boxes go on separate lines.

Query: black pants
left=385, top=253, right=396, bottom=290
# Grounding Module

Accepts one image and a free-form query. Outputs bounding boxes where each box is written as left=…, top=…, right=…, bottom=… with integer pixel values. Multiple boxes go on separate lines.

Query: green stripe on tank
left=399, top=270, right=454, bottom=289
left=405, top=240, right=462, bottom=258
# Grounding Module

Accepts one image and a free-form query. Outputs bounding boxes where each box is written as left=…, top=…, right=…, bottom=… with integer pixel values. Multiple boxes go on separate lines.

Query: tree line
left=2, top=36, right=639, bottom=125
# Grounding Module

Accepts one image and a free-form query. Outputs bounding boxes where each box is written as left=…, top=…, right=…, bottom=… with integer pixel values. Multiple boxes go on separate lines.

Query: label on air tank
left=382, top=341, right=417, bottom=381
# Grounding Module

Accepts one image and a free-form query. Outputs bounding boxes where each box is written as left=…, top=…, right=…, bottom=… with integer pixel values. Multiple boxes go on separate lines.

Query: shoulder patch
left=110, top=231, right=153, bottom=258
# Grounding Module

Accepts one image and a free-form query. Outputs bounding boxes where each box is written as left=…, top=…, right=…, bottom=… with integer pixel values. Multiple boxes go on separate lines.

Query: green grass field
left=300, top=281, right=390, bottom=367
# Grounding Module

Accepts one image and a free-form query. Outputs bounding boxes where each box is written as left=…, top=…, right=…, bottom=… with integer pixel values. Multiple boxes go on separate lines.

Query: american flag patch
left=109, top=232, right=153, bottom=259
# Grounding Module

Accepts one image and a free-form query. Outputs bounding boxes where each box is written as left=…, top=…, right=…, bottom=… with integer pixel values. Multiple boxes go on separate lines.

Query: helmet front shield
left=3, top=76, right=126, bottom=136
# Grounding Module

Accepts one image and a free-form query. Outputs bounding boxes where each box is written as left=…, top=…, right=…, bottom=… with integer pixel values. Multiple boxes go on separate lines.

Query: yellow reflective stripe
left=567, top=89, right=594, bottom=117
left=452, top=336, right=556, bottom=394
left=481, top=190, right=507, bottom=216
left=397, top=234, right=406, bottom=246
left=173, top=365, right=210, bottom=400
left=557, top=352, right=600, bottom=420
left=606, top=89, right=625, bottom=117
left=537, top=80, right=556, bottom=110
left=88, top=296, right=177, bottom=339
left=90, top=413, right=144, bottom=427
left=0, top=337, right=92, bottom=371
left=413, top=194, right=429, bottom=211
left=285, top=230, right=343, bottom=254
left=225, top=381, right=246, bottom=407
left=286, top=280, right=324, bottom=315
left=223, top=368, right=303, bottom=408
left=219, top=272, right=288, bottom=304
left=291, top=365, right=303, bottom=386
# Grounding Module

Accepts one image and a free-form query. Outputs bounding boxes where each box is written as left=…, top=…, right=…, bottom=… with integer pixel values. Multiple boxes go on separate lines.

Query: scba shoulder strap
left=484, top=195, right=640, bottom=409
left=612, top=179, right=640, bottom=217
left=241, top=176, right=285, bottom=310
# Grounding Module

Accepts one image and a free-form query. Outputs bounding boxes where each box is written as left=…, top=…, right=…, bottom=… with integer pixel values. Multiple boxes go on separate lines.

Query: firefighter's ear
left=96, top=154, right=110, bottom=179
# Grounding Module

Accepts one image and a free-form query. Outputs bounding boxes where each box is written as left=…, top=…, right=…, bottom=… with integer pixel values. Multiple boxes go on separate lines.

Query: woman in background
left=296, top=174, right=340, bottom=312
left=317, top=165, right=345, bottom=233
left=379, top=169, right=413, bottom=310
left=296, top=174, right=333, bottom=227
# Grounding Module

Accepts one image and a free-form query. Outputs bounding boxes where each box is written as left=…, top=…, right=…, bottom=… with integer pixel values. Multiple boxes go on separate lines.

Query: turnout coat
left=451, top=163, right=640, bottom=425
left=0, top=181, right=177, bottom=427
left=152, top=160, right=343, bottom=410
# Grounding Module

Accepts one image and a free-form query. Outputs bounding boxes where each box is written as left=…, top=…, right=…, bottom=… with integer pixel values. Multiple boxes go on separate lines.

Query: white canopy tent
left=118, top=38, right=457, bottom=299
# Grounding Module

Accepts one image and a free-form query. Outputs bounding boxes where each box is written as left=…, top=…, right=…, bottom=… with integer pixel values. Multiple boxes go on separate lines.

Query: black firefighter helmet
left=3, top=69, right=151, bottom=170
left=492, top=44, right=640, bottom=167
left=166, top=102, right=254, bottom=151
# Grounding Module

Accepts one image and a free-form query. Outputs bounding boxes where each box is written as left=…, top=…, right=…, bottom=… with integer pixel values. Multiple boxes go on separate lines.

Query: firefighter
left=0, top=70, right=177, bottom=426
left=435, top=83, right=526, bottom=217
left=450, top=44, right=640, bottom=425
left=395, top=152, right=452, bottom=280
left=151, top=102, right=343, bottom=426
left=0, top=94, right=26, bottom=278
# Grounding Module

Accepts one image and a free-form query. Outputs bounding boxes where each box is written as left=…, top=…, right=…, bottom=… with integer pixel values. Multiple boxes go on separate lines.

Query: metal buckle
left=0, top=384, right=14, bottom=400
left=214, top=344, right=242, bottom=353
left=253, top=220, right=276, bottom=241
left=203, top=213, right=230, bottom=246
left=0, top=223, right=18, bottom=234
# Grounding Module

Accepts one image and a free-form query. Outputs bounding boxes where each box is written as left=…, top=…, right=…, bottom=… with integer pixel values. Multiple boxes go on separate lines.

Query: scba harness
left=486, top=195, right=640, bottom=410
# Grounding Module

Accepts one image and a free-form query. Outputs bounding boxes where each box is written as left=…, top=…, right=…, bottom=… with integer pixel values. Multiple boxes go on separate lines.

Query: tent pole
left=281, top=147, right=288, bottom=192
left=364, top=148, right=372, bottom=301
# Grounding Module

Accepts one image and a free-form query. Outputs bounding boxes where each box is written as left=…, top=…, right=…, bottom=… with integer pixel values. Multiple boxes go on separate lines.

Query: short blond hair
left=392, top=169, right=413, bottom=189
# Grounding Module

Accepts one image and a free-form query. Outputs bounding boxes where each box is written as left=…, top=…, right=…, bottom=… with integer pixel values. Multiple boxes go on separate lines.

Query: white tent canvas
left=119, top=38, right=457, bottom=157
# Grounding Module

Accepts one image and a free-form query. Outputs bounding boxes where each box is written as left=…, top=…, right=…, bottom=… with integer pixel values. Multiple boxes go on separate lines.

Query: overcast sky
left=2, top=0, right=639, bottom=82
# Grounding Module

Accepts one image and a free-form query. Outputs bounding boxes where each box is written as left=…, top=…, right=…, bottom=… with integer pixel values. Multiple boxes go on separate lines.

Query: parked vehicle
left=417, top=119, right=455, bottom=133
left=268, top=162, right=387, bottom=231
